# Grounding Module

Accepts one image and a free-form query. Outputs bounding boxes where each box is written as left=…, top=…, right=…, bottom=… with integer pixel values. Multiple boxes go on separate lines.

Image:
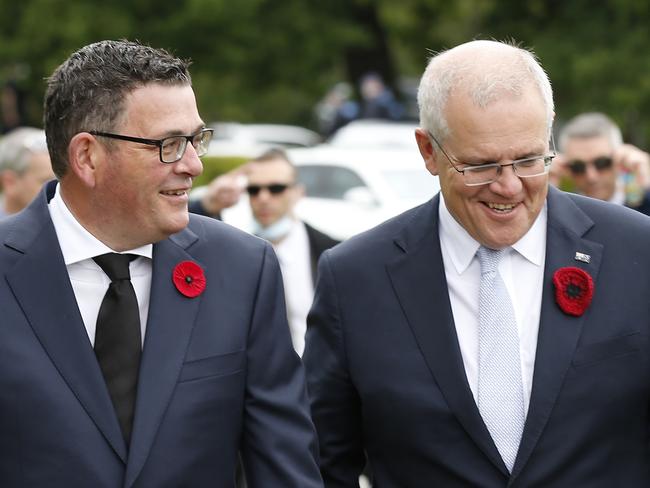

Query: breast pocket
left=178, top=350, right=245, bottom=383
left=572, top=332, right=643, bottom=367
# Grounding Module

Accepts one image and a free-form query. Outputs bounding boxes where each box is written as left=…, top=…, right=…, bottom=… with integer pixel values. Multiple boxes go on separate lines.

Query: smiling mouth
left=161, top=189, right=187, bottom=197
left=486, top=202, right=517, bottom=213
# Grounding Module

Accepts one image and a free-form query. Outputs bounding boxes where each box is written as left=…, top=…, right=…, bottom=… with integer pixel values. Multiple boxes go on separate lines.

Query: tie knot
left=93, top=253, right=134, bottom=282
left=476, top=246, right=506, bottom=275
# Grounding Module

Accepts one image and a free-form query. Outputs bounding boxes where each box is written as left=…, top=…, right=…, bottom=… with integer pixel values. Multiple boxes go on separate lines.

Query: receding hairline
left=418, top=39, right=554, bottom=141
left=436, top=41, right=541, bottom=101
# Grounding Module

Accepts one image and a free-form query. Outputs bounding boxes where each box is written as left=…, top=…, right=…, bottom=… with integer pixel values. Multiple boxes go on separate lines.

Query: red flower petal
left=553, top=267, right=593, bottom=316
left=173, top=261, right=206, bottom=298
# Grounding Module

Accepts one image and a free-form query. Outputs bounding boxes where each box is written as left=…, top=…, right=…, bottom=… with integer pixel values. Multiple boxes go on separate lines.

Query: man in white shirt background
left=246, top=148, right=339, bottom=356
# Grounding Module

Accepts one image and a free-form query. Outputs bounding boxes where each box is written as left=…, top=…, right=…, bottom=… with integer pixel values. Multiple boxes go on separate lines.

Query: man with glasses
left=304, top=39, right=650, bottom=487
left=0, top=40, right=322, bottom=487
left=553, top=112, right=650, bottom=215
left=245, top=148, right=338, bottom=356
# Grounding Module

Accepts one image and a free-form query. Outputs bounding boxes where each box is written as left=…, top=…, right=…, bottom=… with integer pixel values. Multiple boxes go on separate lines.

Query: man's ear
left=67, top=132, right=104, bottom=187
left=415, top=128, right=440, bottom=176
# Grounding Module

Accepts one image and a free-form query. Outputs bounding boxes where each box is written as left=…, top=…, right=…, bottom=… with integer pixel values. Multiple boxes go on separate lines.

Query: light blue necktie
left=476, top=246, right=525, bottom=472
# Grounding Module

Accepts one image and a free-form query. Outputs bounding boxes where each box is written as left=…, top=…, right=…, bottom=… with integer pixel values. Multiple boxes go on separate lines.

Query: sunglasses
left=568, top=156, right=613, bottom=175
left=246, top=183, right=293, bottom=196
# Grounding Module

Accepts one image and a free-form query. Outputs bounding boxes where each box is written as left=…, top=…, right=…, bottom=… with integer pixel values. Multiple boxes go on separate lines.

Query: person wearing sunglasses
left=553, top=112, right=650, bottom=215
left=304, top=40, right=650, bottom=487
left=246, top=148, right=339, bottom=356
left=0, top=40, right=322, bottom=488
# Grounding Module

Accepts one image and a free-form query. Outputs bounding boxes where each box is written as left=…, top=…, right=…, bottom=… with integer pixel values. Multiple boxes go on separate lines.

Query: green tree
left=1, top=0, right=649, bottom=145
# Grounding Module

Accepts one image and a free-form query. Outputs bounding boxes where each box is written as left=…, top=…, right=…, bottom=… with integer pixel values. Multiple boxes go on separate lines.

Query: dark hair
left=250, top=147, right=297, bottom=178
left=43, top=39, right=192, bottom=178
left=252, top=147, right=292, bottom=165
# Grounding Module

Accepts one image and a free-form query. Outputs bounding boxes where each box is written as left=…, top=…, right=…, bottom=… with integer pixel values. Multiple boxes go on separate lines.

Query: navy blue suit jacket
left=304, top=186, right=650, bottom=487
left=0, top=181, right=322, bottom=487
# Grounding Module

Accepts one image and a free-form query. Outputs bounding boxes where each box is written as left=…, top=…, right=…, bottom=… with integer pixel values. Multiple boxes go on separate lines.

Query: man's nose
left=584, top=163, right=600, bottom=182
left=490, top=164, right=522, bottom=195
left=175, top=143, right=203, bottom=177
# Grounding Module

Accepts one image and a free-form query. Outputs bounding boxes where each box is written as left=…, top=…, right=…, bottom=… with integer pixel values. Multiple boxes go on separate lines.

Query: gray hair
left=417, top=40, right=554, bottom=144
left=558, top=112, right=623, bottom=152
left=44, top=39, right=192, bottom=178
left=0, top=127, right=49, bottom=174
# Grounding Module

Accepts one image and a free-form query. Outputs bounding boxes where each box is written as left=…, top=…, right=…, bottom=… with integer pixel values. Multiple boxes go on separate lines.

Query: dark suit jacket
left=304, top=186, right=650, bottom=487
left=0, top=181, right=322, bottom=488
left=304, top=222, right=339, bottom=283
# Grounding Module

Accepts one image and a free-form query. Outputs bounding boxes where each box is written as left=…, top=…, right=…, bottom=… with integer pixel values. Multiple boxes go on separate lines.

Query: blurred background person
left=314, top=82, right=359, bottom=138
left=358, top=71, right=405, bottom=121
left=1, top=81, right=26, bottom=134
left=246, top=148, right=338, bottom=356
left=554, top=112, right=650, bottom=215
left=0, top=126, right=53, bottom=217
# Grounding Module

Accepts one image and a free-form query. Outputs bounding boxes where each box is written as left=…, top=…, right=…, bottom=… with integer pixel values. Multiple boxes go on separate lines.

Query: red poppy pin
left=552, top=267, right=594, bottom=316
left=173, top=261, right=206, bottom=298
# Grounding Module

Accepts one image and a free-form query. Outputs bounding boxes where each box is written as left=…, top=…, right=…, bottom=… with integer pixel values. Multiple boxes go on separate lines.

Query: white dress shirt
left=272, top=219, right=314, bottom=357
left=48, top=184, right=152, bottom=347
left=438, top=194, right=547, bottom=413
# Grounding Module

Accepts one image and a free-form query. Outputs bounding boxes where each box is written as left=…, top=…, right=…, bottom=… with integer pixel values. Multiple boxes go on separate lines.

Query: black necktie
left=93, top=253, right=141, bottom=445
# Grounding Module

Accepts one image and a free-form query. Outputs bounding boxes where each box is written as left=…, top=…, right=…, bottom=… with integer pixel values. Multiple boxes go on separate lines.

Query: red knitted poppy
left=552, top=267, right=593, bottom=316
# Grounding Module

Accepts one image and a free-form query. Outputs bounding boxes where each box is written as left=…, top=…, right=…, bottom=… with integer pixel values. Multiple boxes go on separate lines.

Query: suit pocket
left=179, top=350, right=245, bottom=382
left=572, top=332, right=642, bottom=367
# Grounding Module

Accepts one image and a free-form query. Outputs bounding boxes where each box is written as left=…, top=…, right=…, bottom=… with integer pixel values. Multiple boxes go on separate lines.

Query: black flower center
left=185, top=275, right=193, bottom=284
left=565, top=282, right=583, bottom=299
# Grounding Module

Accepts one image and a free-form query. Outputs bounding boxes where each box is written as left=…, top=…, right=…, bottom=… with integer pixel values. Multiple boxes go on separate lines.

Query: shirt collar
left=48, top=183, right=152, bottom=265
left=273, top=219, right=305, bottom=263
left=438, top=193, right=547, bottom=274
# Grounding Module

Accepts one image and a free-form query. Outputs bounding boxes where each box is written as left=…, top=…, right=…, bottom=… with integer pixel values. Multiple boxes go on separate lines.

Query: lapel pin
left=574, top=252, right=591, bottom=264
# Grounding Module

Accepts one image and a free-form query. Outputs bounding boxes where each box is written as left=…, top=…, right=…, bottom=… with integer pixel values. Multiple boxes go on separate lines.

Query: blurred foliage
left=195, top=155, right=247, bottom=187
left=1, top=0, right=649, bottom=146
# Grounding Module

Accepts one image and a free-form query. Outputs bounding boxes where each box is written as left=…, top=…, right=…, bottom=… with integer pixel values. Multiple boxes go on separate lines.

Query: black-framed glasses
left=90, top=128, right=214, bottom=163
left=427, top=131, right=555, bottom=187
left=246, top=183, right=293, bottom=196
left=567, top=156, right=613, bottom=175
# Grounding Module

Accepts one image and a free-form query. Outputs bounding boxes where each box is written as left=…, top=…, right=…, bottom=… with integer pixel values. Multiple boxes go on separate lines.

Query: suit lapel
left=386, top=197, right=509, bottom=475
left=510, top=187, right=603, bottom=480
left=124, top=228, right=202, bottom=487
left=4, top=185, right=127, bottom=461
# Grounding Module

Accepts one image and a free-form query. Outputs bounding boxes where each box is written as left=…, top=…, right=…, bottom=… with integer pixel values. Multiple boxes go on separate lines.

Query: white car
left=328, top=119, right=420, bottom=150
left=207, top=122, right=322, bottom=158
left=219, top=145, right=440, bottom=240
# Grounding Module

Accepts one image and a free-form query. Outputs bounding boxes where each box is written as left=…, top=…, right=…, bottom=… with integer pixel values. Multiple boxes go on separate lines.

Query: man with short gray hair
left=305, top=39, right=650, bottom=486
left=0, top=127, right=53, bottom=216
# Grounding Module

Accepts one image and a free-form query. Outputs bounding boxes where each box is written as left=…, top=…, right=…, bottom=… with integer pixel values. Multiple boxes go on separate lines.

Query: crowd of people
left=0, top=37, right=649, bottom=487
left=315, top=72, right=406, bottom=138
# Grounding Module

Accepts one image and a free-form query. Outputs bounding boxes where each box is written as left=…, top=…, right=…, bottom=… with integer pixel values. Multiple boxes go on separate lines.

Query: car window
left=297, top=165, right=368, bottom=199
